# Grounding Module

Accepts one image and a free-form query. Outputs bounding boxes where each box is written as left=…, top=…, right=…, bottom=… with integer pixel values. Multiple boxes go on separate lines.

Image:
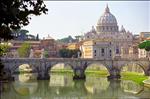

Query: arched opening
left=121, top=63, right=147, bottom=83
left=13, top=64, right=37, bottom=82
left=121, top=63, right=145, bottom=75
left=85, top=62, right=109, bottom=77
left=49, top=63, right=74, bottom=87
left=50, top=63, right=73, bottom=74
left=14, top=64, right=33, bottom=74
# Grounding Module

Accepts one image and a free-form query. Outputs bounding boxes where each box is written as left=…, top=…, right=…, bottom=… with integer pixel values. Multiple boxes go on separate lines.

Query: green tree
left=0, top=43, right=10, bottom=56
left=0, top=44, right=10, bottom=77
left=138, top=40, right=150, bottom=51
left=59, top=49, right=68, bottom=58
left=0, top=0, right=48, bottom=80
left=0, top=0, right=48, bottom=40
left=17, top=42, right=31, bottom=58
left=59, top=48, right=81, bottom=58
left=44, top=50, right=49, bottom=58
left=57, top=36, right=74, bottom=43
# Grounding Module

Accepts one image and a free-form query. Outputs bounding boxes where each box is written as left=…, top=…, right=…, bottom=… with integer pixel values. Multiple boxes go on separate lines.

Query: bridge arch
left=12, top=63, right=36, bottom=74
left=120, top=62, right=146, bottom=75
left=47, top=62, right=74, bottom=73
left=84, top=61, right=110, bottom=75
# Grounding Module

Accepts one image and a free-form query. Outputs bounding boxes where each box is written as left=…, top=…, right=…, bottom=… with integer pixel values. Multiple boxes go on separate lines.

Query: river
left=1, top=73, right=150, bottom=99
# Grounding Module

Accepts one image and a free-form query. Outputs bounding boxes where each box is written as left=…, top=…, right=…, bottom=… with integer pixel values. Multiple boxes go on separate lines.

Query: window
left=116, top=48, right=119, bottom=54
left=101, top=48, right=104, bottom=53
left=102, top=27, right=104, bottom=31
left=101, top=48, right=104, bottom=56
left=110, top=50, right=111, bottom=53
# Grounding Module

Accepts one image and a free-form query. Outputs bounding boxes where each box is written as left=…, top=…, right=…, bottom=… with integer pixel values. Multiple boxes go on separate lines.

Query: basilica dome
left=97, top=5, right=117, bottom=26
left=96, top=5, right=118, bottom=33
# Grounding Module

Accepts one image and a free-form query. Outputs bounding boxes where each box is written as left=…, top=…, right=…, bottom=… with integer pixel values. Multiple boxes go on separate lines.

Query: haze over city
left=23, top=1, right=150, bottom=39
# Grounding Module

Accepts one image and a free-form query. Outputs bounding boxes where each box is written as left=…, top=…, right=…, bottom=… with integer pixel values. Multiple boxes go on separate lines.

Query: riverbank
left=121, top=72, right=148, bottom=85
left=143, top=78, right=150, bottom=88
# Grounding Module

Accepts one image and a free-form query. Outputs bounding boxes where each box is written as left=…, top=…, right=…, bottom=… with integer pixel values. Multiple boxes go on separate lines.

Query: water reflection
left=121, top=80, right=143, bottom=94
left=13, top=73, right=38, bottom=96
left=1, top=73, right=150, bottom=99
left=13, top=73, right=37, bottom=82
left=85, top=77, right=110, bottom=94
left=49, top=74, right=73, bottom=87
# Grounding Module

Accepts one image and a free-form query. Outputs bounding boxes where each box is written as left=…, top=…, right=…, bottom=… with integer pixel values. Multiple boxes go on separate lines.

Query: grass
left=121, top=72, right=148, bottom=85
left=51, top=69, right=73, bottom=74
left=85, top=70, right=108, bottom=77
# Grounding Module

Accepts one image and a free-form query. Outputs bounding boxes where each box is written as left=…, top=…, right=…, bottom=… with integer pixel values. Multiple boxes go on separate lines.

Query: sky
left=23, top=1, right=150, bottom=39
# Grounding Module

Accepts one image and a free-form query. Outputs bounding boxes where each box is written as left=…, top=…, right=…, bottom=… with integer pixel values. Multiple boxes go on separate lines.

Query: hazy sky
left=23, top=1, right=150, bottom=39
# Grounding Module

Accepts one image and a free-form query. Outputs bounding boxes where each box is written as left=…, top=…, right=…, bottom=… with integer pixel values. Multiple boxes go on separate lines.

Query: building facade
left=6, top=35, right=59, bottom=58
left=81, top=5, right=134, bottom=59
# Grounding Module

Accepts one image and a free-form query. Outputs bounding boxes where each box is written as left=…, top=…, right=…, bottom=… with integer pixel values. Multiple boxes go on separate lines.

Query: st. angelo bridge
left=1, top=58, right=150, bottom=80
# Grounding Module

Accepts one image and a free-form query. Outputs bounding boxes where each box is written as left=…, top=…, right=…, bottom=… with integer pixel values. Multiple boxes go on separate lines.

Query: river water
left=1, top=73, right=150, bottom=99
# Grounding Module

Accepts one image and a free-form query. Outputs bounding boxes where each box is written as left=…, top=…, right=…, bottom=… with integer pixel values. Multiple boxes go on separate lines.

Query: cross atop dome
left=105, top=4, right=110, bottom=13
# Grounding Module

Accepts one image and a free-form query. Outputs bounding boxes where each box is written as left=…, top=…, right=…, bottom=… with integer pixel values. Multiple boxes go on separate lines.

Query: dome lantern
left=105, top=4, right=110, bottom=13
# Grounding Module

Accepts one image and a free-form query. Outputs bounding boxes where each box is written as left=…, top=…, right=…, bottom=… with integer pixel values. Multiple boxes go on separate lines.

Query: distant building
left=41, top=35, right=58, bottom=57
left=7, top=35, right=59, bottom=58
left=8, top=40, right=41, bottom=58
left=140, top=32, right=150, bottom=41
left=67, top=43, right=79, bottom=50
left=138, top=48, right=150, bottom=58
left=81, top=5, right=133, bottom=59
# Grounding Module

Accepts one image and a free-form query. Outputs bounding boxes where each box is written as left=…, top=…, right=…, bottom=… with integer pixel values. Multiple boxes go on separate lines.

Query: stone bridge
left=1, top=58, right=150, bottom=80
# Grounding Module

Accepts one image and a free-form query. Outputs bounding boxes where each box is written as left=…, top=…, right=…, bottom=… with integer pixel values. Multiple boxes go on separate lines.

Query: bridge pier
left=145, top=70, right=150, bottom=76
left=37, top=71, right=50, bottom=80
left=73, top=68, right=86, bottom=80
left=1, top=68, right=15, bottom=81
left=107, top=68, right=121, bottom=80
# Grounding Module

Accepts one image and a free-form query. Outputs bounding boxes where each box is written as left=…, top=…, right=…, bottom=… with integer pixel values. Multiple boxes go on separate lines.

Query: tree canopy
left=0, top=0, right=48, bottom=40
left=138, top=40, right=150, bottom=51
left=0, top=43, right=10, bottom=56
left=17, top=42, right=31, bottom=57
left=0, top=0, right=48, bottom=79
left=59, top=48, right=81, bottom=58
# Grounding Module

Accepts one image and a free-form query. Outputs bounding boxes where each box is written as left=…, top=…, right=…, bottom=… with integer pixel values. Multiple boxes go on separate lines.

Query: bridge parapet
left=1, top=58, right=150, bottom=81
